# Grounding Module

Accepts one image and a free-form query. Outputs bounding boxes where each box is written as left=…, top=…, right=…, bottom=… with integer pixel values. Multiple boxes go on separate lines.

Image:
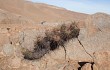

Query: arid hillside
left=0, top=0, right=110, bottom=70
left=0, top=0, right=88, bottom=23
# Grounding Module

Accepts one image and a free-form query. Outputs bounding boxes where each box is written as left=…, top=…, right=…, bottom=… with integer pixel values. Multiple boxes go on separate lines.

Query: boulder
left=81, top=63, right=92, bottom=70
left=93, top=51, right=110, bottom=70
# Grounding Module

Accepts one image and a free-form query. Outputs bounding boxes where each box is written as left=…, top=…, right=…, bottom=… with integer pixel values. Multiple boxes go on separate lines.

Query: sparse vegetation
left=23, top=21, right=80, bottom=60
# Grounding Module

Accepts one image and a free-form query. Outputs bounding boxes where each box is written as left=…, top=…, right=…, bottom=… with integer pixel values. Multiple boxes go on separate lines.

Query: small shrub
left=23, top=21, right=80, bottom=60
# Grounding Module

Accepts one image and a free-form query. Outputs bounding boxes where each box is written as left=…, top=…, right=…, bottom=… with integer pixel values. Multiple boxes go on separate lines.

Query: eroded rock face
left=78, top=13, right=110, bottom=60
left=93, top=51, right=110, bottom=70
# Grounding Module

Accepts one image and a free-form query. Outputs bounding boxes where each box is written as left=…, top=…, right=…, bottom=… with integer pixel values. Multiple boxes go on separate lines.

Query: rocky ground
left=0, top=10, right=110, bottom=70
left=0, top=0, right=110, bottom=70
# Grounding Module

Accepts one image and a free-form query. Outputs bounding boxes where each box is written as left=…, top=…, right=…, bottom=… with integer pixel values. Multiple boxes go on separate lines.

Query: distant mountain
left=0, top=0, right=88, bottom=23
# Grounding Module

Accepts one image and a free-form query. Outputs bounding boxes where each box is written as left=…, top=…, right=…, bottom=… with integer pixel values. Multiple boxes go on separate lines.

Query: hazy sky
left=30, top=0, right=110, bottom=14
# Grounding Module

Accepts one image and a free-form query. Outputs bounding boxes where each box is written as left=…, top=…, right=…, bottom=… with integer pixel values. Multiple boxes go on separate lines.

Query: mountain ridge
left=0, top=0, right=88, bottom=23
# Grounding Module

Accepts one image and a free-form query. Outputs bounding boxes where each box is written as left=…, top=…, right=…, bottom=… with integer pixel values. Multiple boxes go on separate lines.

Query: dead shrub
left=23, top=21, right=80, bottom=60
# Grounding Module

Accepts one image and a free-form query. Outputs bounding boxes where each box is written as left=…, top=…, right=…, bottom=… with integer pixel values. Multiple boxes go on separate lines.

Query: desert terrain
left=0, top=0, right=110, bottom=70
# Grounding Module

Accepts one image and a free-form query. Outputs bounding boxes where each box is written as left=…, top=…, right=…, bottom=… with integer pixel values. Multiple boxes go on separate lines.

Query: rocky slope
left=0, top=0, right=88, bottom=23
left=0, top=0, right=110, bottom=70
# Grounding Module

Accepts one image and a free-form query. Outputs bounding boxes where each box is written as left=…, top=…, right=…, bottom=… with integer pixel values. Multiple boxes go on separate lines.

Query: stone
left=65, top=39, right=92, bottom=61
left=81, top=63, right=92, bottom=70
left=93, top=64, right=98, bottom=70
left=3, top=44, right=14, bottom=56
left=19, top=29, right=45, bottom=51
left=78, top=13, right=110, bottom=61
left=93, top=51, right=110, bottom=70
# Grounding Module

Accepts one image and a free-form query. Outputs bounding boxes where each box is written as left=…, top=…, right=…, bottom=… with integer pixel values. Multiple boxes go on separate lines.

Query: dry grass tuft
left=23, top=21, right=80, bottom=60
